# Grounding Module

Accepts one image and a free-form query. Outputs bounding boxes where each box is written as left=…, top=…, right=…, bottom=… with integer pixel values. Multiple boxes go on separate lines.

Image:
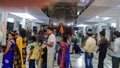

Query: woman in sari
left=65, top=42, right=70, bottom=68
left=58, top=36, right=70, bottom=68
left=58, top=36, right=67, bottom=68
left=14, top=28, right=26, bottom=68
left=2, top=33, right=15, bottom=68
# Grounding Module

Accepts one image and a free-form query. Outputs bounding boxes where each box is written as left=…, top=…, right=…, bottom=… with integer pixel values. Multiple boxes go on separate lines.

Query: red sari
left=59, top=41, right=67, bottom=68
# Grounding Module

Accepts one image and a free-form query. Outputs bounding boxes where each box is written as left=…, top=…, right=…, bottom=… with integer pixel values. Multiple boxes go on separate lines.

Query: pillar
left=20, top=19, right=26, bottom=29
left=0, top=12, right=8, bottom=46
left=97, top=24, right=102, bottom=42
left=116, top=17, right=120, bottom=31
left=83, top=26, right=86, bottom=36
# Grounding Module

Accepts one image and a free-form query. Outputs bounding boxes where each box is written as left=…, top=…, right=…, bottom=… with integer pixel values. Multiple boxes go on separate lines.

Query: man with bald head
left=84, top=29, right=96, bottom=68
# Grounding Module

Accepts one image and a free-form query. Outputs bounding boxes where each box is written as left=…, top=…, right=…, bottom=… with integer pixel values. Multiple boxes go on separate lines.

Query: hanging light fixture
left=79, top=0, right=90, bottom=5
left=80, top=0, right=86, bottom=3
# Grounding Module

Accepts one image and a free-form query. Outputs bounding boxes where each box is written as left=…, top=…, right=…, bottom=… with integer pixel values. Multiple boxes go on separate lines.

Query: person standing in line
left=97, top=31, right=108, bottom=68
left=109, top=31, right=120, bottom=68
left=22, top=36, right=28, bottom=68
left=84, top=30, right=96, bottom=68
left=41, top=41, right=47, bottom=68
left=46, top=27, right=56, bottom=68
left=65, top=34, right=71, bottom=68
left=2, top=33, right=15, bottom=68
left=27, top=36, right=37, bottom=68
left=57, top=34, right=71, bottom=68
left=36, top=40, right=43, bottom=68
left=13, top=28, right=26, bottom=68
left=58, top=36, right=67, bottom=68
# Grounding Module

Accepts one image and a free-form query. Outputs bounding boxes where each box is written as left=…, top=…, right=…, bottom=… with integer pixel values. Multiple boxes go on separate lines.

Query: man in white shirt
left=46, top=27, right=56, bottom=68
left=109, top=31, right=120, bottom=68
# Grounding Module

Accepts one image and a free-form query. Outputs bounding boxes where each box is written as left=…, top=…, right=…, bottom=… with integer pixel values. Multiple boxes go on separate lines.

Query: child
left=36, top=40, right=43, bottom=68
left=28, top=36, right=37, bottom=68
left=41, top=41, right=47, bottom=68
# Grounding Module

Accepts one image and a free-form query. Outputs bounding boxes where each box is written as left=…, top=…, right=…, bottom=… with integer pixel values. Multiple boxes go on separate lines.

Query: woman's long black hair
left=19, top=28, right=27, bottom=38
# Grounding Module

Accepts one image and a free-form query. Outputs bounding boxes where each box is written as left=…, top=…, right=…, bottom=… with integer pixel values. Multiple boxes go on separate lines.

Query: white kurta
left=47, top=34, right=56, bottom=68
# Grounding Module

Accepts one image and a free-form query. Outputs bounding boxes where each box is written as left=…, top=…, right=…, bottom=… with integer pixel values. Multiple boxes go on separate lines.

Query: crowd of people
left=84, top=29, right=120, bottom=68
left=0, top=26, right=72, bottom=68
left=0, top=26, right=120, bottom=68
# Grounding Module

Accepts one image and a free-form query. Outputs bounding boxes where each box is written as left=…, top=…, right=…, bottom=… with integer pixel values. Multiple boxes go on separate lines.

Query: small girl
left=36, top=40, right=43, bottom=68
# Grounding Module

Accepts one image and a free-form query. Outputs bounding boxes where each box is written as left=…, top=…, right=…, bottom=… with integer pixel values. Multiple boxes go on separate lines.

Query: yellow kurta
left=16, top=36, right=24, bottom=68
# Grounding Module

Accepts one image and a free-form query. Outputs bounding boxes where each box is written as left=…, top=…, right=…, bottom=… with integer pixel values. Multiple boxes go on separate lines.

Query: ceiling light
left=103, top=17, right=111, bottom=21
left=71, top=23, right=74, bottom=25
left=68, top=23, right=71, bottom=26
left=8, top=18, right=14, bottom=22
left=80, top=0, right=86, bottom=3
left=53, top=23, right=58, bottom=25
left=10, top=12, right=37, bottom=19
left=76, top=24, right=88, bottom=27
left=77, top=11, right=80, bottom=15
left=111, top=23, right=116, bottom=28
left=80, top=0, right=89, bottom=3
left=96, top=16, right=99, bottom=19
left=118, top=5, right=120, bottom=7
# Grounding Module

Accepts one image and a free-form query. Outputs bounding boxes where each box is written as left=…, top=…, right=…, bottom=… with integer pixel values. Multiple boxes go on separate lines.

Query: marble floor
left=0, top=44, right=117, bottom=68
left=0, top=52, right=114, bottom=68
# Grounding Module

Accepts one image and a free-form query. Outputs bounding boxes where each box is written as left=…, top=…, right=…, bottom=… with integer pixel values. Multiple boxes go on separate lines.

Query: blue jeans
left=29, top=59, right=35, bottom=68
left=85, top=52, right=94, bottom=68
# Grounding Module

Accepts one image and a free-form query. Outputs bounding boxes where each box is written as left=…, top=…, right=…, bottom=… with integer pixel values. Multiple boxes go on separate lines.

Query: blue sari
left=65, top=44, right=70, bottom=68
left=2, top=40, right=15, bottom=68
left=58, top=42, right=70, bottom=68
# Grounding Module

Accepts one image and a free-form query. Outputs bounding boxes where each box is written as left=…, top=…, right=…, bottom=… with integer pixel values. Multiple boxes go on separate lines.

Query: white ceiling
left=77, top=0, right=120, bottom=24
left=27, top=8, right=49, bottom=23
left=93, top=0, right=120, bottom=7
left=1, top=0, right=120, bottom=25
left=0, top=0, right=88, bottom=24
left=0, top=7, right=49, bottom=24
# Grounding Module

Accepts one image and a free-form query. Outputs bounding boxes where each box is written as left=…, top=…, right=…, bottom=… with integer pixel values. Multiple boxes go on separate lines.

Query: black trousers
left=98, top=52, right=106, bottom=68
left=29, top=59, right=35, bottom=68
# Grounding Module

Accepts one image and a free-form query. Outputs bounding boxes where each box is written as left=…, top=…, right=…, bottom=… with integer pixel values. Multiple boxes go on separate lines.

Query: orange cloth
left=59, top=26, right=64, bottom=34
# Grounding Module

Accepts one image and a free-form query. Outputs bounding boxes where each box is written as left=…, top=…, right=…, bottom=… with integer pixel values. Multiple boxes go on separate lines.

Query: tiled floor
left=0, top=52, right=114, bottom=68
left=0, top=44, right=117, bottom=68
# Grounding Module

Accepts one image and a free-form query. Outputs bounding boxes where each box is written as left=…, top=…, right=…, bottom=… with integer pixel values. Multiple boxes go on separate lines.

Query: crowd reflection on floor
left=0, top=51, right=114, bottom=68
